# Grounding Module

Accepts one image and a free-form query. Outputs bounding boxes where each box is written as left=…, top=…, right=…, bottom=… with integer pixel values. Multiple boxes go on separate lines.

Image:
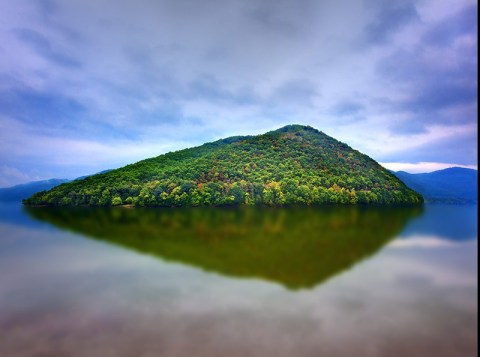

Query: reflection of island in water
left=26, top=206, right=421, bottom=289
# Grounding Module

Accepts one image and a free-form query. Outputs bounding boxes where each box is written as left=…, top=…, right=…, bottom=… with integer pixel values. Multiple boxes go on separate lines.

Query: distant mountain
left=24, top=125, right=422, bottom=206
left=0, top=170, right=113, bottom=203
left=0, top=179, right=70, bottom=202
left=394, top=167, right=478, bottom=203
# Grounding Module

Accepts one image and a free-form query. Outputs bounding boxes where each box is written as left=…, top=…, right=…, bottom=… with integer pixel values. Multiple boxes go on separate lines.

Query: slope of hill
left=24, top=125, right=422, bottom=206
left=0, top=179, right=69, bottom=202
left=394, top=168, right=477, bottom=203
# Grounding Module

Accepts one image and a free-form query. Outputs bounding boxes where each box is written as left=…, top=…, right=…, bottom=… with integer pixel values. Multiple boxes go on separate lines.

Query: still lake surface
left=0, top=203, right=477, bottom=357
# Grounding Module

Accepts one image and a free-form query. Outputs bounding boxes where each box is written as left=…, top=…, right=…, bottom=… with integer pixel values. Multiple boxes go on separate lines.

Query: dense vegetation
left=24, top=125, right=423, bottom=207
left=26, top=205, right=421, bottom=289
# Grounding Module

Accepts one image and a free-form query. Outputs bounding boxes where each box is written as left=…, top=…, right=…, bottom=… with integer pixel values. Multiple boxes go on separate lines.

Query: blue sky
left=0, top=0, right=477, bottom=186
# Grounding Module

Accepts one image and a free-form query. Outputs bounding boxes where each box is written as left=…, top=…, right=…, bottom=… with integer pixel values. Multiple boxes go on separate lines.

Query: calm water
left=0, top=203, right=477, bottom=357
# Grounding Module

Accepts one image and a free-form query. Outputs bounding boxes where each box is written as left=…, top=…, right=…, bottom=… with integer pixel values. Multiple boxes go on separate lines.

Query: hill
left=0, top=179, right=69, bottom=202
left=394, top=167, right=477, bottom=203
left=24, top=125, right=423, bottom=206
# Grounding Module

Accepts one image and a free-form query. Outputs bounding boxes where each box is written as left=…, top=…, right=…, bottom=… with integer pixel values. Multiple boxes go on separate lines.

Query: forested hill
left=24, top=125, right=423, bottom=206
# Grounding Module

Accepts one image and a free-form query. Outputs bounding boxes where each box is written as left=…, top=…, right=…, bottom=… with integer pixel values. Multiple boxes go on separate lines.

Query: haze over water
left=0, top=203, right=477, bottom=357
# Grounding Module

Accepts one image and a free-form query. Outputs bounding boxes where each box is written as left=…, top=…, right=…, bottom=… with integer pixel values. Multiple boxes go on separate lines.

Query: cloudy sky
left=0, top=0, right=477, bottom=186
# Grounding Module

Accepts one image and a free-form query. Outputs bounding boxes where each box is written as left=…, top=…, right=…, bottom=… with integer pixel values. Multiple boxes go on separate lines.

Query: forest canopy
left=23, top=125, right=423, bottom=207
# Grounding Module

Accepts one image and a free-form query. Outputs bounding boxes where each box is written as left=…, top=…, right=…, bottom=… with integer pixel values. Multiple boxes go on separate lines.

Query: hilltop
left=24, top=125, right=422, bottom=206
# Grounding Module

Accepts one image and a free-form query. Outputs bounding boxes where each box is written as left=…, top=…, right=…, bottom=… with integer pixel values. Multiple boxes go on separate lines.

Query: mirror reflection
left=26, top=205, right=421, bottom=289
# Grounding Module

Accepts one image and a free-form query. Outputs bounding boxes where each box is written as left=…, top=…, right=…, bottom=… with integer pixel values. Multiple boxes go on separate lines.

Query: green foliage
left=24, top=125, right=423, bottom=207
left=111, top=196, right=123, bottom=206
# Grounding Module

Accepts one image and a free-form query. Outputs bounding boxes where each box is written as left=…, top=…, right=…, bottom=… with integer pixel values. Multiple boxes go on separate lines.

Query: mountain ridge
left=0, top=179, right=70, bottom=202
left=0, top=170, right=113, bottom=203
left=393, top=167, right=477, bottom=203
left=24, top=125, right=423, bottom=206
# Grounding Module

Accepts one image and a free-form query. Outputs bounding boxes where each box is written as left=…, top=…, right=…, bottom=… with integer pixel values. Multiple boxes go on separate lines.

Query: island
left=23, top=125, right=423, bottom=206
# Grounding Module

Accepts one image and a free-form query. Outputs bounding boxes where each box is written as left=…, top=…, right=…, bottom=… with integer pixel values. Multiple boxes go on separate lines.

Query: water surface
left=0, top=204, right=477, bottom=357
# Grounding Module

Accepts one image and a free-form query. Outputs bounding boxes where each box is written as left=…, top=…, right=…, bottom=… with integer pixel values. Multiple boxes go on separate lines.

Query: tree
left=99, top=189, right=111, bottom=206
left=112, top=196, right=123, bottom=206
left=263, top=182, right=286, bottom=205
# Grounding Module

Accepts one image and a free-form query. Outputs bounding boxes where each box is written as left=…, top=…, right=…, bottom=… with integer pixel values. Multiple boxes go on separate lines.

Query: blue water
left=0, top=203, right=477, bottom=357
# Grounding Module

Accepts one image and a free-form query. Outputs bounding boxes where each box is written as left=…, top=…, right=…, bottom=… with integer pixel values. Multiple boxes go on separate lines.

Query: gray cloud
left=186, top=75, right=258, bottom=105
left=242, top=0, right=315, bottom=37
left=389, top=121, right=428, bottom=135
left=362, top=1, right=420, bottom=45
left=327, top=101, right=367, bottom=126
left=12, top=28, right=82, bottom=68
left=380, top=130, right=478, bottom=164
left=423, top=4, right=477, bottom=47
left=268, top=79, right=319, bottom=107
left=0, top=86, right=85, bottom=127
left=374, top=4, right=477, bottom=135
left=331, top=101, right=365, bottom=117
left=0, top=0, right=477, bottom=184
left=35, top=0, right=59, bottom=18
left=406, top=81, right=477, bottom=114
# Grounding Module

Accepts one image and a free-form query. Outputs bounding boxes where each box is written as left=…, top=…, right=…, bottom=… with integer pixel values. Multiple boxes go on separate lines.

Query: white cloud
left=346, top=122, right=477, bottom=161
left=0, top=165, right=41, bottom=187
left=388, top=236, right=478, bottom=248
left=380, top=161, right=478, bottom=173
left=0, top=0, right=477, bottom=184
left=0, top=115, right=192, bottom=183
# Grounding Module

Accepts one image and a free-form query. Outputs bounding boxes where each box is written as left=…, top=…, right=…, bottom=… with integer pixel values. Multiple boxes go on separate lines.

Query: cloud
left=0, top=86, right=85, bottom=127
left=388, top=236, right=477, bottom=248
left=422, top=4, right=477, bottom=47
left=0, top=115, right=194, bottom=185
left=243, top=0, right=313, bottom=36
left=268, top=79, right=319, bottom=107
left=0, top=0, right=477, bottom=183
left=389, top=121, right=428, bottom=135
left=331, top=101, right=365, bottom=116
left=380, top=128, right=478, bottom=165
left=362, top=1, right=420, bottom=45
left=0, top=165, right=42, bottom=187
left=12, top=28, right=81, bottom=68
left=370, top=3, right=477, bottom=145
left=378, top=46, right=477, bottom=117
left=186, top=74, right=258, bottom=106
left=380, top=162, right=478, bottom=174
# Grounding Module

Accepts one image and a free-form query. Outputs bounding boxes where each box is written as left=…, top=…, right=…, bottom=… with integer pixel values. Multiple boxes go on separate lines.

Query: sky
left=0, top=0, right=477, bottom=187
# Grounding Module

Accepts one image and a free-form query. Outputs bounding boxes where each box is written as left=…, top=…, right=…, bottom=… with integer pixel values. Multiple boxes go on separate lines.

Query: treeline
left=24, top=125, right=423, bottom=206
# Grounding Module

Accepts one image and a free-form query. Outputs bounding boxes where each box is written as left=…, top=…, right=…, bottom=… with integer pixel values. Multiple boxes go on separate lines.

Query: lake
left=0, top=203, right=477, bottom=357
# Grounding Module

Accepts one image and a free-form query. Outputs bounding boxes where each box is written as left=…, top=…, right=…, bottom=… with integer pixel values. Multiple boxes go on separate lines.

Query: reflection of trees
left=26, top=206, right=421, bottom=290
